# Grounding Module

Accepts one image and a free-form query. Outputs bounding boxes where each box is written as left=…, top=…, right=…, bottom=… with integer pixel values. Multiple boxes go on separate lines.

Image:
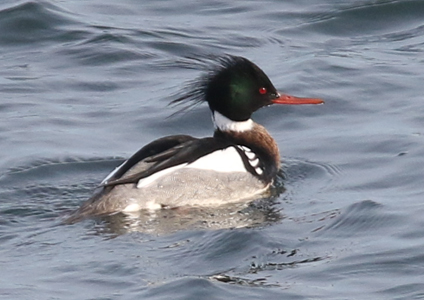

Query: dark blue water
left=1, top=0, right=424, bottom=299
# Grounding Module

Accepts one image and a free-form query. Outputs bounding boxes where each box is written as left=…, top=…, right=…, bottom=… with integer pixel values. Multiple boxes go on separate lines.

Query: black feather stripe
left=105, top=135, right=194, bottom=183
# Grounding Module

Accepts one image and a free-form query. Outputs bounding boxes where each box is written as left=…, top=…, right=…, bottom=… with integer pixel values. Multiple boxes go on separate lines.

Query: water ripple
left=304, top=0, right=424, bottom=36
left=0, top=1, right=79, bottom=46
left=320, top=200, right=403, bottom=238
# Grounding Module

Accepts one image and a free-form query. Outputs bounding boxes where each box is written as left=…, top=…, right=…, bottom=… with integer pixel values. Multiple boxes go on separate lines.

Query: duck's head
left=172, top=55, right=323, bottom=123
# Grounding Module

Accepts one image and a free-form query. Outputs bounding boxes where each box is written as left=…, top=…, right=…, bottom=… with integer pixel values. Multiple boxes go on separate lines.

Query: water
left=1, top=0, right=424, bottom=299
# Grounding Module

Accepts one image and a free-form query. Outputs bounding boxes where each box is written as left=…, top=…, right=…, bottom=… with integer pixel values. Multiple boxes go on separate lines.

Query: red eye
left=259, top=87, right=267, bottom=95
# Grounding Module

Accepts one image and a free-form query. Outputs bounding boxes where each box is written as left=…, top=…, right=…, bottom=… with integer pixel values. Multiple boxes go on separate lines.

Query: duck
left=67, top=55, right=323, bottom=223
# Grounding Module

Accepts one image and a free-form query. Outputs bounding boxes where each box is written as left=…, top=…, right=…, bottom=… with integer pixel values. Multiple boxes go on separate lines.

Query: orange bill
left=272, top=93, right=324, bottom=105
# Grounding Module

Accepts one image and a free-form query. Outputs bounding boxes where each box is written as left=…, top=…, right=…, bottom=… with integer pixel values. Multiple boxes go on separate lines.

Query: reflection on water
left=90, top=199, right=283, bottom=236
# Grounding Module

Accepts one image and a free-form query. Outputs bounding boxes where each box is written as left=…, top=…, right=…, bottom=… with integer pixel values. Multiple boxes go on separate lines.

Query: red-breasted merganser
left=68, top=55, right=323, bottom=222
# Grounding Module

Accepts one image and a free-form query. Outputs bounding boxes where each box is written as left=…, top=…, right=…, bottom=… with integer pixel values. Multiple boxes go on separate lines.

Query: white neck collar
left=212, top=111, right=253, bottom=132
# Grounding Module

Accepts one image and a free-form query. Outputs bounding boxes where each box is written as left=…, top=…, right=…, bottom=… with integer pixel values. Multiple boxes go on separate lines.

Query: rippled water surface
left=1, top=0, right=424, bottom=299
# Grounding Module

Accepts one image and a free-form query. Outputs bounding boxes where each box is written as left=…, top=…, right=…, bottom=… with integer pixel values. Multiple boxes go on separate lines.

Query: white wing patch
left=132, top=146, right=264, bottom=189
left=135, top=148, right=246, bottom=188
left=187, top=147, right=247, bottom=173
left=137, top=164, right=188, bottom=188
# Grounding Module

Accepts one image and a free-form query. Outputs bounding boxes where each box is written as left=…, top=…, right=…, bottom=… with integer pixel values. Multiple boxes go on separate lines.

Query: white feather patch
left=187, top=147, right=247, bottom=173
left=250, top=158, right=260, bottom=167
left=255, top=167, right=263, bottom=175
left=244, top=151, right=256, bottom=160
left=136, top=147, right=247, bottom=189
left=213, top=111, right=253, bottom=132
left=137, top=164, right=188, bottom=188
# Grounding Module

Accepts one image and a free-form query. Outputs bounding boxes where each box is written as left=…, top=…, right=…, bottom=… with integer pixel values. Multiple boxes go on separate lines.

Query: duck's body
left=67, top=56, right=322, bottom=222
